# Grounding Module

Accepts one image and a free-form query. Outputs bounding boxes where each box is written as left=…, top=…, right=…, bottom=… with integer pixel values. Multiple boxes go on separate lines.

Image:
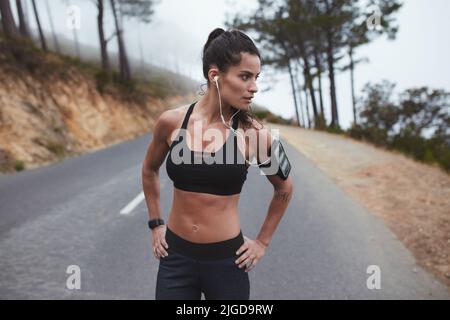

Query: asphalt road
left=0, top=132, right=449, bottom=299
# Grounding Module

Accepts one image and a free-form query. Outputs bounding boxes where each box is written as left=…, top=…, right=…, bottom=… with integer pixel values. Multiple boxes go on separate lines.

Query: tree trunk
left=31, top=0, right=47, bottom=51
left=303, top=69, right=311, bottom=129
left=287, top=58, right=301, bottom=127
left=349, top=47, right=357, bottom=126
left=15, top=0, right=29, bottom=38
left=326, top=30, right=339, bottom=128
left=280, top=35, right=301, bottom=127
left=97, top=0, right=109, bottom=72
left=302, top=55, right=319, bottom=127
left=110, top=0, right=131, bottom=82
left=294, top=67, right=305, bottom=128
left=118, top=2, right=131, bottom=80
left=313, top=48, right=325, bottom=116
left=137, top=22, right=145, bottom=72
left=295, top=31, right=319, bottom=128
left=44, top=0, right=60, bottom=53
left=0, top=0, right=19, bottom=38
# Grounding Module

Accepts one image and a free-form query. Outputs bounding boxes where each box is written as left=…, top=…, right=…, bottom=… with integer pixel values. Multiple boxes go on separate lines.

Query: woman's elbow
left=271, top=175, right=293, bottom=193
left=281, top=177, right=293, bottom=194
left=142, top=160, right=158, bottom=177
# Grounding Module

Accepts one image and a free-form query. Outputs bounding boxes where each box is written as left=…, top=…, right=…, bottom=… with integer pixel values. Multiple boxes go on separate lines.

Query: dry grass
left=271, top=123, right=450, bottom=287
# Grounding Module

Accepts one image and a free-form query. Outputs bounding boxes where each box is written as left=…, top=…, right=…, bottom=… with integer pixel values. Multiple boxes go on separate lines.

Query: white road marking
left=120, top=191, right=145, bottom=215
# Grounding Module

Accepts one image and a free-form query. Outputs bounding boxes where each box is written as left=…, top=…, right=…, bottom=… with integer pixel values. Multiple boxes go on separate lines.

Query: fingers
left=235, top=251, right=256, bottom=269
left=153, top=244, right=169, bottom=259
left=153, top=245, right=168, bottom=259
left=152, top=233, right=169, bottom=259
left=245, top=258, right=257, bottom=272
left=236, top=242, right=248, bottom=256
left=235, top=241, right=263, bottom=272
left=162, top=238, right=169, bottom=250
left=152, top=246, right=160, bottom=260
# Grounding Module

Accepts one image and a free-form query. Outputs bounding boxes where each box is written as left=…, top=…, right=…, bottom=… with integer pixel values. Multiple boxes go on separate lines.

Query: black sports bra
left=165, top=101, right=248, bottom=195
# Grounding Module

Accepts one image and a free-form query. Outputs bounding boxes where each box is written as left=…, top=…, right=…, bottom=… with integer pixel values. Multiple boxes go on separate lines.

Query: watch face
left=149, top=219, right=164, bottom=229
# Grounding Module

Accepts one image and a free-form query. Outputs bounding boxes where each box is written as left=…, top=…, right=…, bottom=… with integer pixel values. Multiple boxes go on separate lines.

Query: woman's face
left=215, top=52, right=260, bottom=110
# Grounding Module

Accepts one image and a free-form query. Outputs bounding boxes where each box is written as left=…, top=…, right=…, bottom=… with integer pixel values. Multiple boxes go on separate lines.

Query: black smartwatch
left=148, top=218, right=165, bottom=230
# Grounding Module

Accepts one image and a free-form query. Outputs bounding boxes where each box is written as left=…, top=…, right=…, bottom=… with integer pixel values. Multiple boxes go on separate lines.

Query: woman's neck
left=197, top=88, right=236, bottom=126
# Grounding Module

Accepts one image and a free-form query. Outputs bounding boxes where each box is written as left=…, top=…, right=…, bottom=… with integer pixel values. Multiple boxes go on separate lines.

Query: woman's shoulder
left=244, top=117, right=273, bottom=148
left=168, top=103, right=191, bottom=115
left=242, top=116, right=268, bottom=134
left=159, top=103, right=191, bottom=128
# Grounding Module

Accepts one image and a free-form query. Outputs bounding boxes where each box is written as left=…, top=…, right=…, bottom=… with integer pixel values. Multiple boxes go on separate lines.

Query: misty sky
left=12, top=0, right=450, bottom=129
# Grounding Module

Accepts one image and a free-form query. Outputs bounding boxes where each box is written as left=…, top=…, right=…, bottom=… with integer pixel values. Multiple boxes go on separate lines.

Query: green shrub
left=14, top=160, right=25, bottom=171
left=45, top=141, right=66, bottom=158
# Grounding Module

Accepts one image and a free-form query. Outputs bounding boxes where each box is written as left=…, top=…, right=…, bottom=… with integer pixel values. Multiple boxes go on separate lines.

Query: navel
left=192, top=224, right=200, bottom=232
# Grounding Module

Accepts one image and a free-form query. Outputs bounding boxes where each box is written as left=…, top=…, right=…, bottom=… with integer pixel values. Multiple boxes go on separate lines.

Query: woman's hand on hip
left=151, top=225, right=169, bottom=259
left=235, top=235, right=267, bottom=272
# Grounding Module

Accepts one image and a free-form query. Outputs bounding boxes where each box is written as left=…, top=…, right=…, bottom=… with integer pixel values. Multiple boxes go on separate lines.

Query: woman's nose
left=249, top=81, right=258, bottom=93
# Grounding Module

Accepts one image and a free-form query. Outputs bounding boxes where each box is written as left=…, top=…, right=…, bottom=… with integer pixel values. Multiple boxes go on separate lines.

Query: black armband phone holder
left=258, top=138, right=291, bottom=180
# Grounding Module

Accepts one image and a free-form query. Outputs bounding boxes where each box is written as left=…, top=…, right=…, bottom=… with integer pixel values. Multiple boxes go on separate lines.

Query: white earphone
left=213, top=75, right=271, bottom=167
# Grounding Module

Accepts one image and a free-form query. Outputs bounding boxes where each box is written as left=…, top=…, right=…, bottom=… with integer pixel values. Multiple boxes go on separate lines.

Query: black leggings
left=155, top=226, right=250, bottom=300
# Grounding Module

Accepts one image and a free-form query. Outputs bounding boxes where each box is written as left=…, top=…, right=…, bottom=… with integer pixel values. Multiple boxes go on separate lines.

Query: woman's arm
left=256, top=175, right=293, bottom=247
left=141, top=110, right=174, bottom=221
left=142, top=109, right=177, bottom=259
left=254, top=122, right=294, bottom=247
left=235, top=122, right=293, bottom=272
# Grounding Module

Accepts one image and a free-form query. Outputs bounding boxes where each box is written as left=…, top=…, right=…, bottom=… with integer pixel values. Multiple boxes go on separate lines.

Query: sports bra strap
left=232, top=113, right=239, bottom=130
left=181, top=101, right=196, bottom=130
left=181, top=101, right=240, bottom=131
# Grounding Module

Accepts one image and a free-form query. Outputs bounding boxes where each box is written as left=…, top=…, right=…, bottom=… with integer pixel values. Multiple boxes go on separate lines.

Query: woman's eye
left=241, top=75, right=259, bottom=81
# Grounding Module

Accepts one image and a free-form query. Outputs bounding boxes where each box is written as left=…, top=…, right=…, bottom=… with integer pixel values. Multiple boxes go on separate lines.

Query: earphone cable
left=215, top=78, right=271, bottom=167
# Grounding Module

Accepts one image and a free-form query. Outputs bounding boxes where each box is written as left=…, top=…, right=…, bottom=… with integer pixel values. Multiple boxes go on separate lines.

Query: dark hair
left=200, top=28, right=263, bottom=130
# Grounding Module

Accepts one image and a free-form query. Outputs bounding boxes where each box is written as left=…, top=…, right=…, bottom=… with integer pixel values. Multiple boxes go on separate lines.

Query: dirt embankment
left=271, top=123, right=450, bottom=288
left=0, top=46, right=196, bottom=173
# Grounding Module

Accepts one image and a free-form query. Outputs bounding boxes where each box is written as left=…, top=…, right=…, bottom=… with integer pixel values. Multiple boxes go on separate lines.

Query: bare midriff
left=165, top=104, right=253, bottom=243
left=167, top=187, right=242, bottom=243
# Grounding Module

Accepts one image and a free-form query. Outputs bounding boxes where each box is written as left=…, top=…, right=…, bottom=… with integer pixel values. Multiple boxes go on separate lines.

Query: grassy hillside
left=0, top=34, right=197, bottom=173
